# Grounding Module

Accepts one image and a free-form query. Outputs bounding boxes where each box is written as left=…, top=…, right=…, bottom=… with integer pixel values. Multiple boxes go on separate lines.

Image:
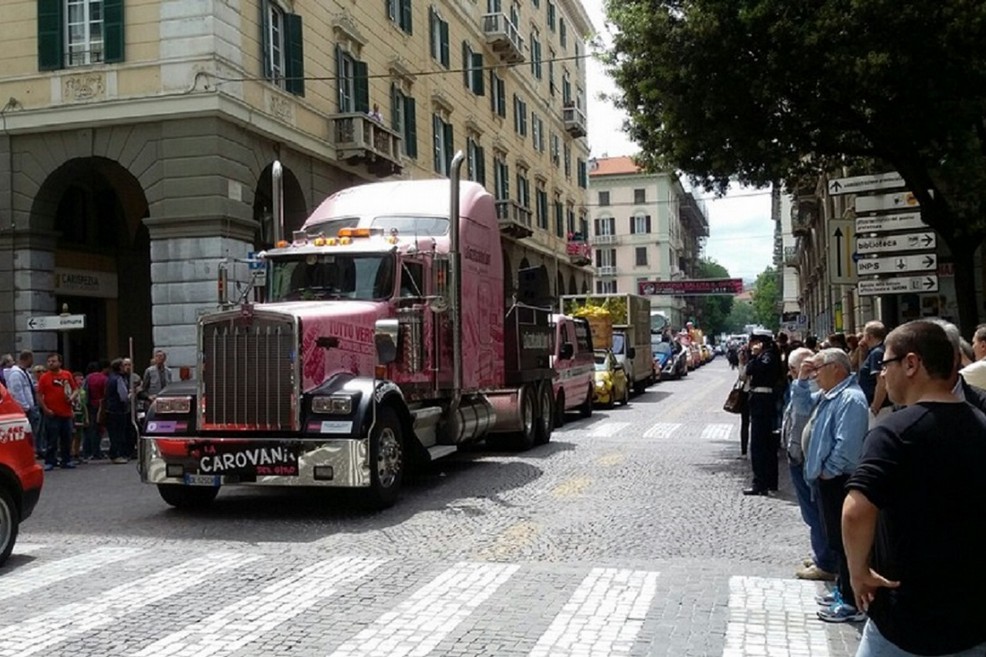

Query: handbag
left=723, top=384, right=748, bottom=414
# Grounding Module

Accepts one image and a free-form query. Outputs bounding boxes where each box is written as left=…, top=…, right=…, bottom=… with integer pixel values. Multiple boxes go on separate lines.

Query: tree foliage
left=604, top=0, right=986, bottom=333
left=726, top=300, right=757, bottom=334
left=752, top=267, right=781, bottom=331
left=691, top=258, right=734, bottom=337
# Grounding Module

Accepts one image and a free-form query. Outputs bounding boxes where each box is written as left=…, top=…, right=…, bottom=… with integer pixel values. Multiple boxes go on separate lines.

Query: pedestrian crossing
left=582, top=420, right=735, bottom=442
left=0, top=544, right=843, bottom=657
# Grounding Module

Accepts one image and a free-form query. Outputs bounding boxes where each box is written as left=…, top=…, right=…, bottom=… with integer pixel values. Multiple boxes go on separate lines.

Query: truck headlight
left=154, top=397, right=192, bottom=414
left=312, top=395, right=353, bottom=415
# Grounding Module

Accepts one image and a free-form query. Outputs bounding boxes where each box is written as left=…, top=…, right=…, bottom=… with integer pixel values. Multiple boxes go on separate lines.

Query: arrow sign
left=855, top=253, right=937, bottom=276
left=828, top=219, right=856, bottom=285
left=855, top=211, right=927, bottom=235
left=856, top=231, right=936, bottom=255
left=829, top=171, right=904, bottom=196
left=858, top=275, right=939, bottom=296
left=834, top=227, right=844, bottom=278
left=26, top=314, right=87, bottom=331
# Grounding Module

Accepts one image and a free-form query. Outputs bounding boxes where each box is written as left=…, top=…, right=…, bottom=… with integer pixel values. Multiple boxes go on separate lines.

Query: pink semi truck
left=139, top=153, right=557, bottom=509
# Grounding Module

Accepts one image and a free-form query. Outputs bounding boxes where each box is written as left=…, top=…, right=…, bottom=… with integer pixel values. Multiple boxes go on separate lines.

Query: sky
left=580, top=0, right=775, bottom=283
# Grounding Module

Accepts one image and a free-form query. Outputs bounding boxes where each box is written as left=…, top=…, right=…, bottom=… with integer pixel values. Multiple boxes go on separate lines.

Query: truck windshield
left=612, top=333, right=626, bottom=355
left=269, top=253, right=395, bottom=302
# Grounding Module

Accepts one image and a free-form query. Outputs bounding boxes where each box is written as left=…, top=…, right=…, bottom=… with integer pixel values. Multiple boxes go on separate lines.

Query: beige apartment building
left=588, top=156, right=708, bottom=329
left=0, top=0, right=593, bottom=370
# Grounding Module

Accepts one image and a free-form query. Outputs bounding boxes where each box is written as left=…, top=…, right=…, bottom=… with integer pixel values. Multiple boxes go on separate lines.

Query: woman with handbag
left=736, top=347, right=752, bottom=456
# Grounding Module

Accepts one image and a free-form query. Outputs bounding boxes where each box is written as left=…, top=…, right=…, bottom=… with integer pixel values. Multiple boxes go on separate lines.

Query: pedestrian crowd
left=1, top=348, right=173, bottom=471
left=731, top=319, right=986, bottom=656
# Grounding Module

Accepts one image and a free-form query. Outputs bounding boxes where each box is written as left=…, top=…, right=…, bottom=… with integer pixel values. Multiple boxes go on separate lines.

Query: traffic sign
left=855, top=191, right=920, bottom=214
left=26, top=314, right=86, bottom=331
left=247, top=251, right=264, bottom=270
left=855, top=253, right=937, bottom=276
left=858, top=275, right=939, bottom=296
left=828, top=219, right=856, bottom=285
left=856, top=232, right=936, bottom=255
left=828, top=171, right=904, bottom=196
left=855, top=211, right=927, bottom=235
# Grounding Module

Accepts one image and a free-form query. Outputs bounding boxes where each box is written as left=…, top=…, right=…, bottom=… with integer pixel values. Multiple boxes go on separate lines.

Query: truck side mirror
left=560, top=342, right=574, bottom=360
left=374, top=319, right=400, bottom=365
left=627, top=347, right=636, bottom=360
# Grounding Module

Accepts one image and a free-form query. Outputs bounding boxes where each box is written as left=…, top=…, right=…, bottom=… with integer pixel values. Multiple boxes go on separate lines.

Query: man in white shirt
left=958, top=323, right=986, bottom=390
left=4, top=350, right=43, bottom=449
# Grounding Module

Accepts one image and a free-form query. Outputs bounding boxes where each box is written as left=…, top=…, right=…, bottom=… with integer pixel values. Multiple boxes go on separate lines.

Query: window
left=562, top=71, right=572, bottom=105
left=39, top=0, right=125, bottom=70
left=567, top=205, right=575, bottom=234
left=536, top=186, right=548, bottom=230
left=630, top=214, right=652, bottom=234
left=575, top=41, right=581, bottom=69
left=530, top=32, right=542, bottom=80
left=559, top=17, right=567, bottom=48
left=634, top=188, right=646, bottom=204
left=387, top=0, right=413, bottom=34
left=513, top=95, right=528, bottom=136
left=563, top=143, right=571, bottom=178
left=635, top=247, right=648, bottom=267
left=490, top=72, right=507, bottom=117
left=488, top=0, right=501, bottom=10
left=261, top=1, right=304, bottom=95
left=548, top=50, right=556, bottom=96
left=462, top=42, right=485, bottom=95
left=391, top=84, right=418, bottom=158
left=467, top=137, right=486, bottom=186
left=516, top=170, right=530, bottom=210
left=547, top=1, right=556, bottom=30
left=429, top=7, right=450, bottom=68
left=510, top=1, right=521, bottom=28
left=577, top=158, right=587, bottom=188
left=494, top=155, right=509, bottom=200
left=593, top=217, right=615, bottom=236
left=596, top=280, right=617, bottom=293
left=554, top=197, right=565, bottom=237
left=336, top=47, right=368, bottom=112
left=433, top=115, right=454, bottom=175
left=596, top=248, right=616, bottom=268
left=550, top=133, right=560, bottom=166
left=598, top=191, right=610, bottom=206
left=532, top=0, right=539, bottom=8
left=532, top=113, right=544, bottom=152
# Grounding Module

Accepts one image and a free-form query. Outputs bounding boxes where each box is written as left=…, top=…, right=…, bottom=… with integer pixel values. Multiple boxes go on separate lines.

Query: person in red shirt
left=37, top=352, right=77, bottom=470
left=82, top=360, right=109, bottom=460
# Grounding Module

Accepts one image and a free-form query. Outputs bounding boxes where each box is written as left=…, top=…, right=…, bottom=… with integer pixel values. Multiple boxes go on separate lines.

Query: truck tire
left=0, top=486, right=19, bottom=567
left=508, top=383, right=538, bottom=451
left=157, top=484, right=219, bottom=510
left=579, top=384, right=593, bottom=418
left=534, top=380, right=554, bottom=445
left=555, top=391, right=566, bottom=428
left=366, top=407, right=404, bottom=509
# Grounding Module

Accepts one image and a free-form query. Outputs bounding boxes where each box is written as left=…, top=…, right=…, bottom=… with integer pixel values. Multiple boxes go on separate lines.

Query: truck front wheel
left=157, top=484, right=219, bottom=509
left=366, top=407, right=404, bottom=509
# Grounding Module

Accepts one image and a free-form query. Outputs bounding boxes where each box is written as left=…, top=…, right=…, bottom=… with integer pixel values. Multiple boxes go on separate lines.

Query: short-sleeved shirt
left=846, top=401, right=986, bottom=655
left=85, top=371, right=107, bottom=405
left=37, top=369, right=76, bottom=418
left=858, top=343, right=886, bottom=405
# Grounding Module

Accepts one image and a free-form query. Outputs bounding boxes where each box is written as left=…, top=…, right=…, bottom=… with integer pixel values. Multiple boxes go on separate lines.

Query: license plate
left=183, top=474, right=220, bottom=487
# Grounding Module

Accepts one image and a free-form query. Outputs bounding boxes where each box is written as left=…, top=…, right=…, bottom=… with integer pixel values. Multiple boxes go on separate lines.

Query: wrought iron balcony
left=330, top=113, right=403, bottom=177
left=482, top=13, right=525, bottom=64
left=566, top=239, right=592, bottom=266
left=495, top=199, right=533, bottom=238
left=562, top=104, right=587, bottom=138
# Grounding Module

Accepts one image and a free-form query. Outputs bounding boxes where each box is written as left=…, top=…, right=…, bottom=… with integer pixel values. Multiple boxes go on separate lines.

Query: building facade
left=0, top=0, right=593, bottom=371
left=587, top=156, right=709, bottom=329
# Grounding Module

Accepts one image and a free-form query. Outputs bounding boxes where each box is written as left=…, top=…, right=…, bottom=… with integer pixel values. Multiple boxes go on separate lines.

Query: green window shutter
left=401, top=0, right=413, bottom=34
left=103, top=0, right=125, bottom=63
left=489, top=71, right=495, bottom=113
left=405, top=97, right=417, bottom=158
left=390, top=84, right=400, bottom=130
left=439, top=21, right=449, bottom=68
left=354, top=60, right=369, bottom=113
left=428, top=7, right=435, bottom=58
left=472, top=53, right=484, bottom=96
left=477, top=146, right=486, bottom=187
left=335, top=45, right=345, bottom=109
left=433, top=115, right=442, bottom=172
left=260, top=0, right=272, bottom=79
left=497, top=79, right=505, bottom=116
left=462, top=41, right=469, bottom=88
left=37, top=0, right=64, bottom=71
left=284, top=13, right=305, bottom=96
left=443, top=123, right=454, bottom=172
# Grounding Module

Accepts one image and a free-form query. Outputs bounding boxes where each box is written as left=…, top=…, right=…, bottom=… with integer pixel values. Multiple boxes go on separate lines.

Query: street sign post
left=827, top=219, right=856, bottom=285
left=855, top=191, right=921, bottom=214
left=858, top=275, right=939, bottom=296
left=855, top=211, right=927, bottom=235
left=828, top=171, right=904, bottom=196
left=856, top=232, right=936, bottom=255
left=638, top=279, right=743, bottom=296
left=855, top=253, right=937, bottom=276
left=26, top=314, right=86, bottom=331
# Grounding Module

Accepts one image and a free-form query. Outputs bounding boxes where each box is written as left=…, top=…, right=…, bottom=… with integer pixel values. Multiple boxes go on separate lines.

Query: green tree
left=604, top=0, right=986, bottom=334
left=690, top=258, right=734, bottom=337
left=726, top=300, right=757, bottom=334
left=752, top=266, right=781, bottom=330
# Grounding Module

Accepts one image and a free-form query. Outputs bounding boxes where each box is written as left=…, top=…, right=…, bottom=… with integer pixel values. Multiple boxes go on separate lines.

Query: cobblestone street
left=2, top=360, right=863, bottom=656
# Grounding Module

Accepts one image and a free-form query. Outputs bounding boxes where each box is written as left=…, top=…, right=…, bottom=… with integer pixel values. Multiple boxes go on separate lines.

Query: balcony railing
left=597, top=265, right=617, bottom=277
left=566, top=239, right=592, bottom=266
left=495, top=199, right=533, bottom=239
left=482, top=13, right=525, bottom=64
left=330, top=113, right=403, bottom=177
left=562, top=104, right=587, bottom=138
left=590, top=234, right=618, bottom=245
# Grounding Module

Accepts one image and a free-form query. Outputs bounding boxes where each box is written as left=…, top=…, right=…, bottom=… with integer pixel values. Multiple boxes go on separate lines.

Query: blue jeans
left=856, top=619, right=986, bottom=657
left=790, top=462, right=836, bottom=572
left=83, top=404, right=104, bottom=458
left=44, top=415, right=74, bottom=466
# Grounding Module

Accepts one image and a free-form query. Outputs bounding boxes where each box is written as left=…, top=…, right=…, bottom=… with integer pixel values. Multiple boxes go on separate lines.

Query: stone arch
left=253, top=163, right=309, bottom=249
left=568, top=273, right=577, bottom=295
left=556, top=271, right=565, bottom=299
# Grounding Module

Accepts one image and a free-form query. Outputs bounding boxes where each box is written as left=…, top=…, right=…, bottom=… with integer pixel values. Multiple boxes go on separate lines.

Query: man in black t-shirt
left=843, top=320, right=986, bottom=656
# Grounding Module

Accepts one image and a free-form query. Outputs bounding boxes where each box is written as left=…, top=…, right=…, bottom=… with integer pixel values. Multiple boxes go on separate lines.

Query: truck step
left=426, top=445, right=458, bottom=461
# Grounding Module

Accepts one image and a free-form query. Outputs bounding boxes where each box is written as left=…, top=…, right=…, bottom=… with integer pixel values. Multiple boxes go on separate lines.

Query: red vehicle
left=0, top=383, right=43, bottom=566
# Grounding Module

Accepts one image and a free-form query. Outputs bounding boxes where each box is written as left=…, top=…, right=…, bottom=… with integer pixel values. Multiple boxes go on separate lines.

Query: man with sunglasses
left=843, top=320, right=986, bottom=656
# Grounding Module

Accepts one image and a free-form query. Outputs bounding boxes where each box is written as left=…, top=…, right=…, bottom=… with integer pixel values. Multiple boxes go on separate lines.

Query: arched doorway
left=556, top=271, right=565, bottom=299
left=30, top=157, right=151, bottom=370
left=568, top=274, right=577, bottom=295
left=253, top=164, right=308, bottom=249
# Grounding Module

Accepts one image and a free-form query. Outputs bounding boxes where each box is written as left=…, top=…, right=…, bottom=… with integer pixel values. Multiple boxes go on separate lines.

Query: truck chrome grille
left=200, top=316, right=296, bottom=430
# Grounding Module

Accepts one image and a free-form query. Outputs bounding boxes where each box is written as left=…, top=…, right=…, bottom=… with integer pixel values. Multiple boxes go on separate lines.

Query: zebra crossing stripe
left=701, top=424, right=733, bottom=441
left=10, top=543, right=46, bottom=556
left=133, top=556, right=387, bottom=657
left=328, top=562, right=519, bottom=657
left=642, top=422, right=682, bottom=439
left=529, top=568, right=660, bottom=657
left=0, top=553, right=259, bottom=657
left=723, top=576, right=831, bottom=657
left=589, top=422, right=631, bottom=438
left=0, top=547, right=146, bottom=601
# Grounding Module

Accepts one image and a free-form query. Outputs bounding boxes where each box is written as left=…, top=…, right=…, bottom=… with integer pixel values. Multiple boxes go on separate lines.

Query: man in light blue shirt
left=792, top=348, right=869, bottom=623
left=4, top=350, right=43, bottom=447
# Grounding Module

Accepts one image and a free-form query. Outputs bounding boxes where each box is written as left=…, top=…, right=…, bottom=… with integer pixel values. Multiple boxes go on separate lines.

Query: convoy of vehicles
left=592, top=350, right=630, bottom=407
left=0, top=383, right=43, bottom=566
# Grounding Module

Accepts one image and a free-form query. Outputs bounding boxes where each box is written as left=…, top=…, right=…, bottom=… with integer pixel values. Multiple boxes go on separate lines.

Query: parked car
left=0, top=383, right=44, bottom=566
left=593, top=350, right=630, bottom=408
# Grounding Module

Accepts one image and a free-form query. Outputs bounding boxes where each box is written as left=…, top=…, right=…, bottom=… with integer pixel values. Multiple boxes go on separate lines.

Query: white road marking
left=722, top=576, right=831, bottom=657
left=9, top=543, right=46, bottom=556
left=0, top=547, right=146, bottom=601
left=528, top=567, right=660, bottom=657
left=133, top=555, right=387, bottom=657
left=642, top=422, right=682, bottom=439
left=588, top=421, right=631, bottom=438
left=328, top=561, right=518, bottom=657
left=701, top=424, right=733, bottom=442
left=0, top=553, right=259, bottom=657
